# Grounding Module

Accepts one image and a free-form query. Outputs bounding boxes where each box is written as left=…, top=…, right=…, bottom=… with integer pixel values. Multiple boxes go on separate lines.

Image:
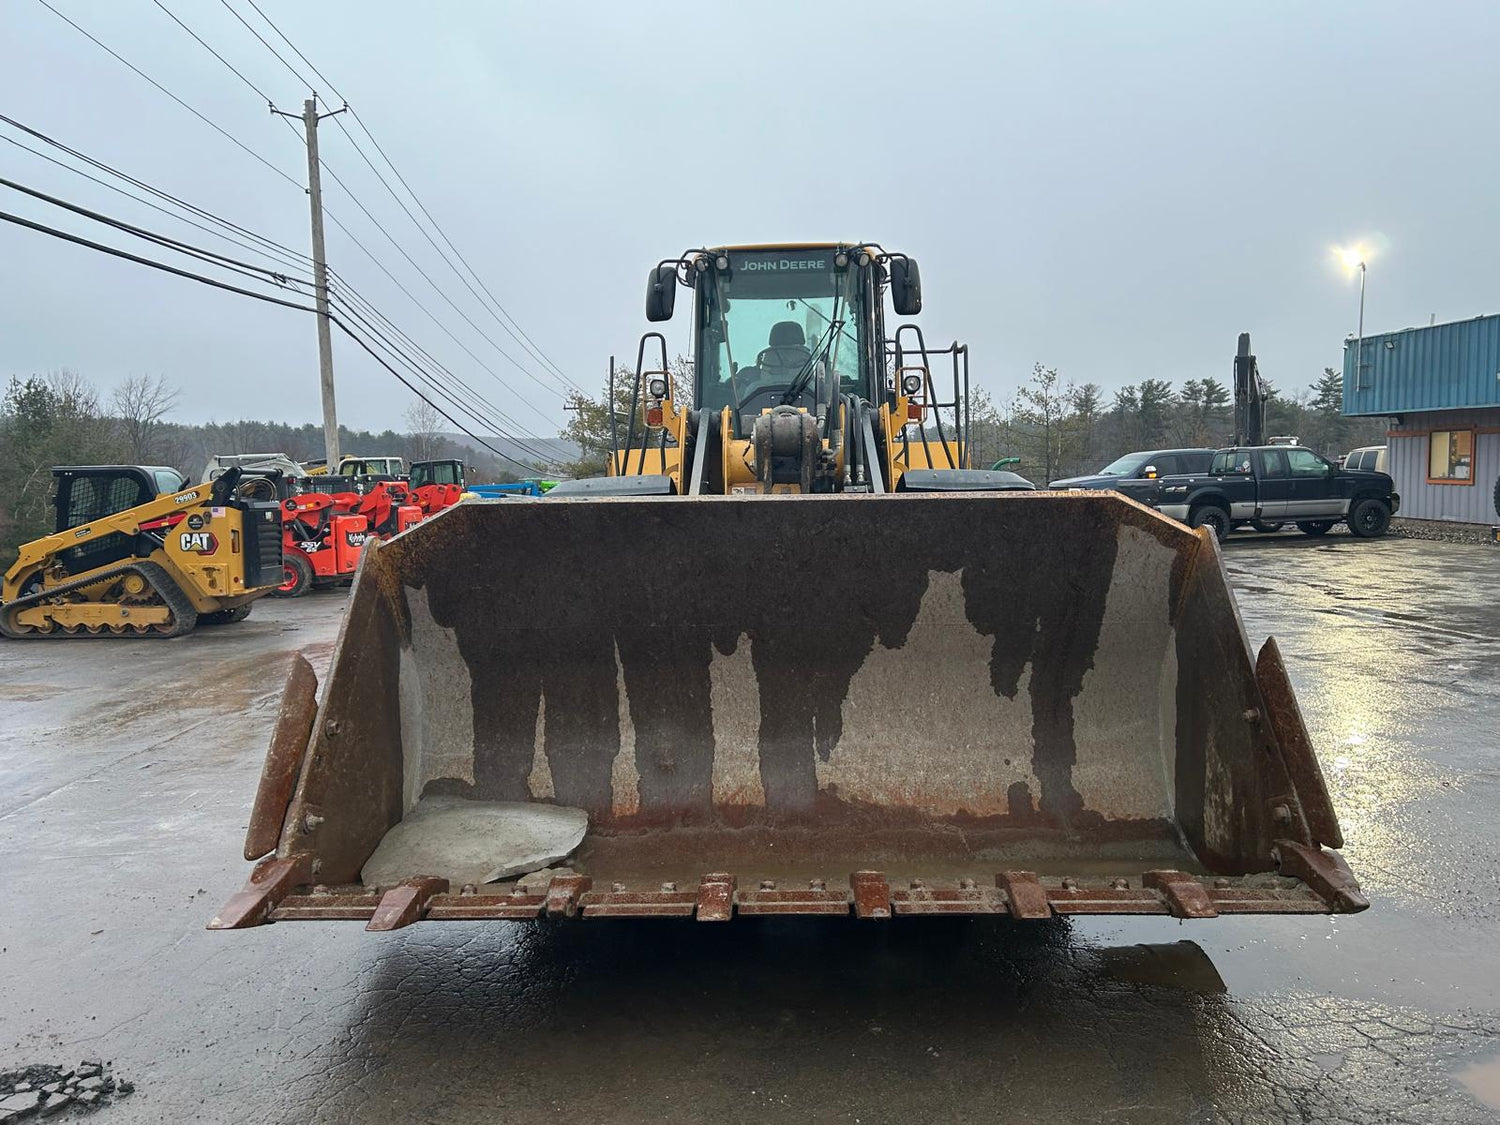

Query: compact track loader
left=3, top=465, right=282, bottom=638
left=212, top=243, right=1365, bottom=931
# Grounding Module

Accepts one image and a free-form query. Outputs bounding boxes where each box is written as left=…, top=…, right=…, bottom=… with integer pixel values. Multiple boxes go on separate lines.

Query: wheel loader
left=2, top=465, right=283, bottom=638
left=211, top=242, right=1366, bottom=932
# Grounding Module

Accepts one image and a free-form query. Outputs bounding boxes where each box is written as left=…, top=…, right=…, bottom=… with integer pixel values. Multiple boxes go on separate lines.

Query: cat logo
left=178, top=530, right=218, bottom=554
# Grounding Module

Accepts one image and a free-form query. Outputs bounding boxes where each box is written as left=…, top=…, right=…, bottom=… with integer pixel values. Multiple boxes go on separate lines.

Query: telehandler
left=212, top=243, right=1364, bottom=931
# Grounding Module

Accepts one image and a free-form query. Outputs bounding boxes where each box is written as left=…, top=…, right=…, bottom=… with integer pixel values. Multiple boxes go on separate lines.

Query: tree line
left=0, top=371, right=523, bottom=560
left=972, top=364, right=1388, bottom=483
left=560, top=358, right=1387, bottom=485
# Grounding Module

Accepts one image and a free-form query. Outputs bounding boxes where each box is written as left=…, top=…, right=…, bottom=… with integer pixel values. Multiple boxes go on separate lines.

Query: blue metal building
left=1343, top=313, right=1500, bottom=525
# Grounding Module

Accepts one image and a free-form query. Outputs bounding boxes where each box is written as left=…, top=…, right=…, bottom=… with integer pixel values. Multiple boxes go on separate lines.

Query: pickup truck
left=1145, top=444, right=1399, bottom=541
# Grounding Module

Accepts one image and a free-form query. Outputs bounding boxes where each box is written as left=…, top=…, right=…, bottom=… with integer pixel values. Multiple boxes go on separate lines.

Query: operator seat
left=756, top=321, right=813, bottom=381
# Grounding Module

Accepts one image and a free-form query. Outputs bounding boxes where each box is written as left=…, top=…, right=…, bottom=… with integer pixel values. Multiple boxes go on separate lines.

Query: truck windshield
left=697, top=249, right=864, bottom=419
left=1096, top=455, right=1147, bottom=476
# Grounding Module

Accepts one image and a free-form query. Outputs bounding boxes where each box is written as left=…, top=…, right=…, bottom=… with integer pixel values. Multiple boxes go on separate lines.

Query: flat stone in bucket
left=361, top=796, right=588, bottom=888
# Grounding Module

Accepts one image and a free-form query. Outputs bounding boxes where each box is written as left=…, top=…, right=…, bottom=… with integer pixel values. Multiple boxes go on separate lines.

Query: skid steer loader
left=212, top=243, right=1365, bottom=932
left=2, top=465, right=283, bottom=638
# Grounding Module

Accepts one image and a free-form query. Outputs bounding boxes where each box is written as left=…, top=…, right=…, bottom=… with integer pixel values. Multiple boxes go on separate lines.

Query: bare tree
left=403, top=396, right=444, bottom=462
left=111, top=374, right=180, bottom=463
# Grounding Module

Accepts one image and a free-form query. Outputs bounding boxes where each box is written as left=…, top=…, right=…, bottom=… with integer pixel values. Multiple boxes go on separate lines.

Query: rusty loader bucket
left=211, top=492, right=1365, bottom=930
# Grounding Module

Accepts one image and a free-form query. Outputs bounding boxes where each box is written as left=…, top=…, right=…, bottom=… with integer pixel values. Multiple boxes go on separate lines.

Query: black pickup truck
left=1145, top=445, right=1400, bottom=541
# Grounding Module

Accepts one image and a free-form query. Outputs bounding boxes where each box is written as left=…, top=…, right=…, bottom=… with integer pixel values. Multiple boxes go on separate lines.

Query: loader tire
left=1492, top=473, right=1499, bottom=520
left=1297, top=520, right=1334, bottom=537
left=1347, top=498, right=1391, bottom=539
left=272, top=554, right=313, bottom=598
left=1189, top=504, right=1230, bottom=542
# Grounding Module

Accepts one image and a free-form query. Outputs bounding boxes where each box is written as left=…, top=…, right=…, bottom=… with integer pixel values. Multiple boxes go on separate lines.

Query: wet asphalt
left=1, top=531, right=1498, bottom=1124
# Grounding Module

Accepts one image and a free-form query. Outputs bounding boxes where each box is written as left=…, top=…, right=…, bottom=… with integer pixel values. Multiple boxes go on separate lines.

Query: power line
left=24, top=4, right=568, bottom=461
left=0, top=113, right=313, bottom=273
left=330, top=318, right=551, bottom=473
left=331, top=111, right=583, bottom=395
left=34, top=0, right=303, bottom=191
left=0, top=208, right=316, bottom=313
left=317, top=209, right=561, bottom=431
left=328, top=289, right=561, bottom=470
left=1, top=175, right=558, bottom=469
left=149, top=0, right=570, bottom=414
left=326, top=276, right=563, bottom=465
left=117, top=0, right=578, bottom=416
left=0, top=175, right=305, bottom=291
left=344, top=109, right=580, bottom=390
left=0, top=206, right=544, bottom=471
left=150, top=0, right=274, bottom=106
left=216, top=0, right=315, bottom=91
left=312, top=155, right=572, bottom=408
left=243, top=0, right=345, bottom=99
left=0, top=132, right=315, bottom=283
left=0, top=113, right=552, bottom=449
left=225, top=0, right=582, bottom=393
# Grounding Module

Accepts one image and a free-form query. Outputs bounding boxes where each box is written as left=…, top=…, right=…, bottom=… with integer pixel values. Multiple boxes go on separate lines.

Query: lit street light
left=1336, top=246, right=1368, bottom=390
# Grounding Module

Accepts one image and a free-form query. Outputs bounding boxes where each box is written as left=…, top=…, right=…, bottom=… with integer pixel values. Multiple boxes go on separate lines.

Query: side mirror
left=645, top=263, right=677, bottom=322
left=889, top=255, right=922, bottom=317
left=1142, top=465, right=1158, bottom=479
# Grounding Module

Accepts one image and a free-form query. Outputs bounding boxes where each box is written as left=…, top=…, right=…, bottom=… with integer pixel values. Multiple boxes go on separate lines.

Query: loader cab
left=337, top=456, right=407, bottom=479
left=409, top=459, right=465, bottom=487
left=50, top=465, right=186, bottom=575
left=52, top=465, right=184, bottom=533
left=662, top=245, right=893, bottom=437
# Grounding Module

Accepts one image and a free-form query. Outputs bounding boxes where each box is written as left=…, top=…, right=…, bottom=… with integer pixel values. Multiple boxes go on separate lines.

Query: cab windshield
left=1096, top=455, right=1147, bottom=477
left=696, top=249, right=866, bottom=425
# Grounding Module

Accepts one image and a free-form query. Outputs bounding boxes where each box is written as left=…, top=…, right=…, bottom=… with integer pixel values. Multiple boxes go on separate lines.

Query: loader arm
left=3, top=479, right=221, bottom=594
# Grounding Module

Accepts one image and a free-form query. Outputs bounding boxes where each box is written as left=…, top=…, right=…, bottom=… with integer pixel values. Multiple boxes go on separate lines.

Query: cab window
left=1287, top=449, right=1330, bottom=476
left=1180, top=452, right=1213, bottom=473
left=1211, top=451, right=1252, bottom=475
left=153, top=469, right=185, bottom=495
left=1258, top=449, right=1290, bottom=478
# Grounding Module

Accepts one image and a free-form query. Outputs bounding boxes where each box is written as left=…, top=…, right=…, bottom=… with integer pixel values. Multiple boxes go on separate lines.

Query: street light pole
left=1355, top=259, right=1366, bottom=390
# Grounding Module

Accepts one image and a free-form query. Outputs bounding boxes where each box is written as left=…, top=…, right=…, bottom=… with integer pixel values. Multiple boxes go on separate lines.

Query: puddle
left=1455, top=1052, right=1500, bottom=1110
left=1095, top=941, right=1227, bottom=995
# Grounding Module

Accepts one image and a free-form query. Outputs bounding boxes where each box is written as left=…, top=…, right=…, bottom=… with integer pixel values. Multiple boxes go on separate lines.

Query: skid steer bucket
left=212, top=491, right=1365, bottom=930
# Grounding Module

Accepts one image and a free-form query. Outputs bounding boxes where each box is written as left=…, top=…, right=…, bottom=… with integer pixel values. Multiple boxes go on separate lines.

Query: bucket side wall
left=1171, top=530, right=1303, bottom=873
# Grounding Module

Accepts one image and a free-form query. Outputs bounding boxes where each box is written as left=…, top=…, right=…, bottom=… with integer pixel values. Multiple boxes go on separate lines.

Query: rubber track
left=0, top=560, right=198, bottom=639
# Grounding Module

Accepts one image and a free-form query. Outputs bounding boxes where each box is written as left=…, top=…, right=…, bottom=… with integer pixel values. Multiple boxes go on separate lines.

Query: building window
left=1427, top=430, right=1474, bottom=483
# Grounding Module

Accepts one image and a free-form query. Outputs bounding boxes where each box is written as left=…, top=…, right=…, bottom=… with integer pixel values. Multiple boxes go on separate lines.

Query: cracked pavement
left=1, top=534, right=1497, bottom=1123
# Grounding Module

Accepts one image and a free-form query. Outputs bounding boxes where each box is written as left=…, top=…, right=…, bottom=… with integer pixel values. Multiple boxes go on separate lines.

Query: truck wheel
left=1251, top=520, right=1286, bottom=533
left=272, top=554, right=313, bottom=598
left=1297, top=520, right=1334, bottom=537
left=1189, top=505, right=1230, bottom=541
left=1347, top=498, right=1392, bottom=538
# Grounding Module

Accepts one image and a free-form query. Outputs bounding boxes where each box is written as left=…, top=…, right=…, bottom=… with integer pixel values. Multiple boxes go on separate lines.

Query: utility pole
left=274, top=95, right=346, bottom=469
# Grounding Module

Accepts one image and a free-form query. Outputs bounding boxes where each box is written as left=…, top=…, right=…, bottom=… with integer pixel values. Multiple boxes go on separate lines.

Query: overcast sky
left=2, top=1, right=1496, bottom=438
